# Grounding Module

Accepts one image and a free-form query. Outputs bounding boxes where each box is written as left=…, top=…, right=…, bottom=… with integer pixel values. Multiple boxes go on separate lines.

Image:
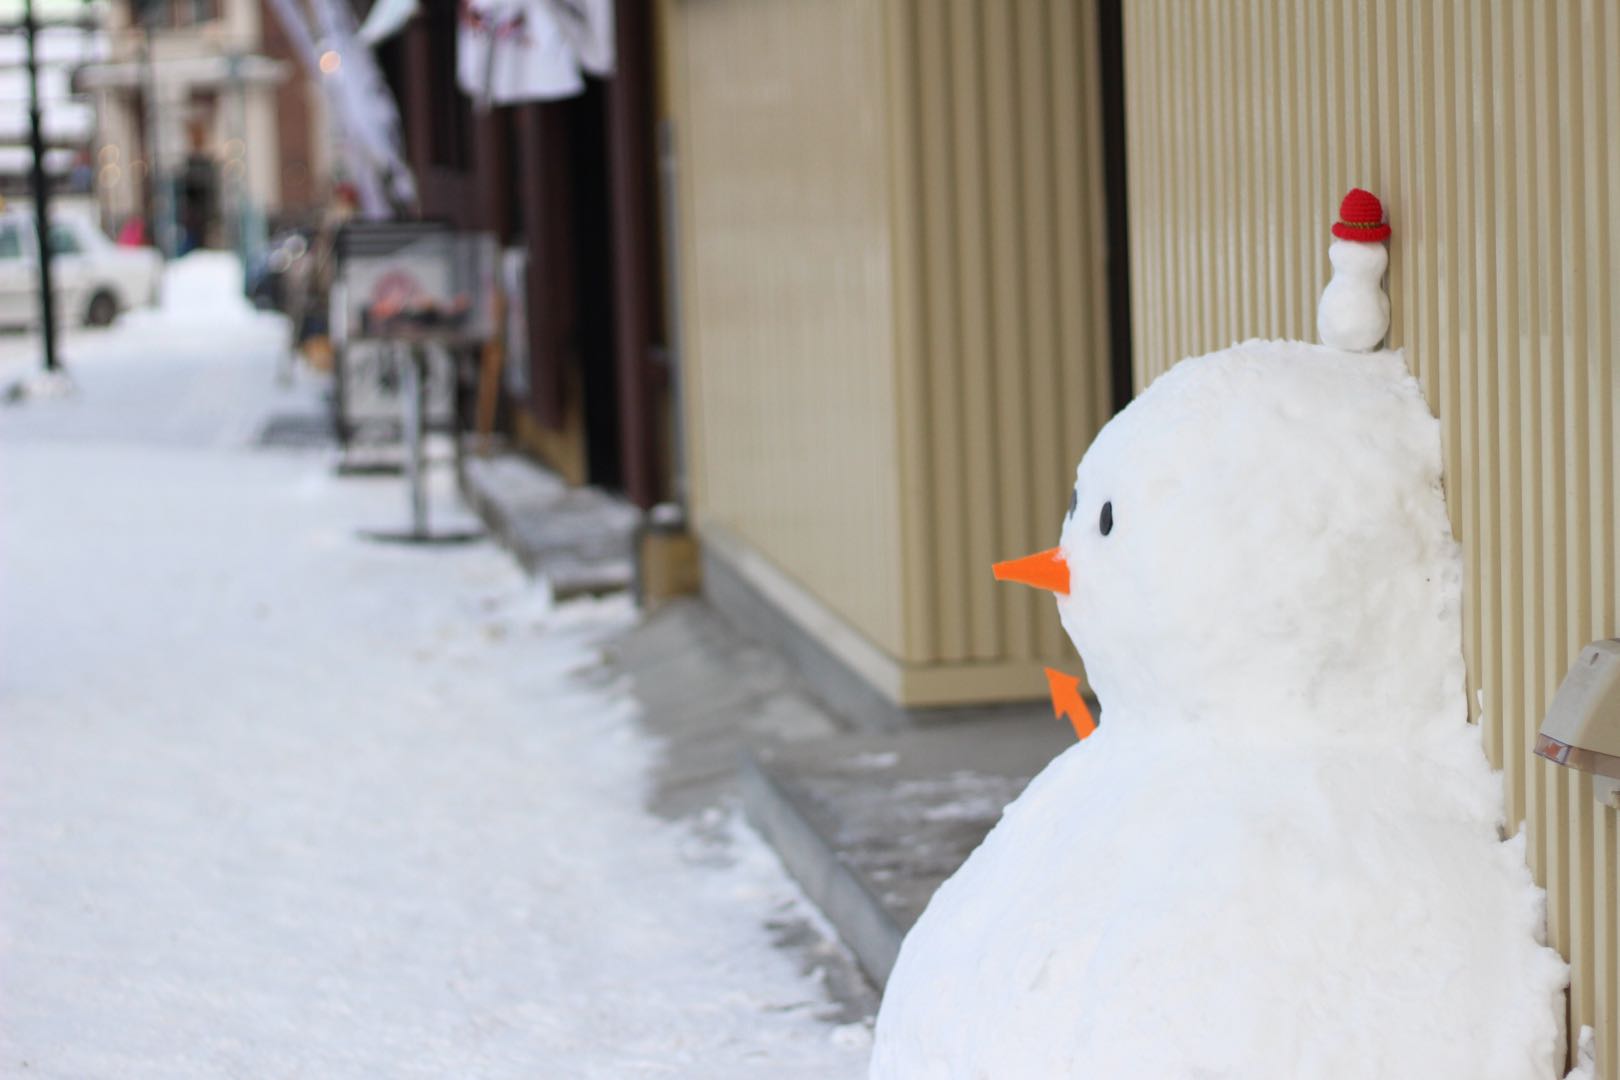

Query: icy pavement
left=0, top=263, right=871, bottom=1077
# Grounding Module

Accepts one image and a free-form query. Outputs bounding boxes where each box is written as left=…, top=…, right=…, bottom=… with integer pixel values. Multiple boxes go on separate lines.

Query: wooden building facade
left=378, top=0, right=670, bottom=509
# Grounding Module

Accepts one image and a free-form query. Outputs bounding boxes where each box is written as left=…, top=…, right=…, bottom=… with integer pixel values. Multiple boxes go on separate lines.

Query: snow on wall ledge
left=871, top=341, right=1570, bottom=1079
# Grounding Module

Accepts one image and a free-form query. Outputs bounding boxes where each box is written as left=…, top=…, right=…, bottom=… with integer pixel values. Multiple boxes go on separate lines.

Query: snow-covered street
left=0, top=260, right=869, bottom=1078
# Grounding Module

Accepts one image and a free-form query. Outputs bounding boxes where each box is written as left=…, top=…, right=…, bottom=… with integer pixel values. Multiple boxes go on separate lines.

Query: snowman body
left=870, top=341, right=1568, bottom=1079
left=1317, top=239, right=1391, bottom=351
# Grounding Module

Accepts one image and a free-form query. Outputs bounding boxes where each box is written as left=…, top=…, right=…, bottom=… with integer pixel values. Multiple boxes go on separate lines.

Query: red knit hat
left=1332, top=188, right=1391, bottom=242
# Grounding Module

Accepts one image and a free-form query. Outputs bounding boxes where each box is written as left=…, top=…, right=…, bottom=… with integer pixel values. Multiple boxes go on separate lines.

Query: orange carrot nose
left=991, top=547, right=1070, bottom=596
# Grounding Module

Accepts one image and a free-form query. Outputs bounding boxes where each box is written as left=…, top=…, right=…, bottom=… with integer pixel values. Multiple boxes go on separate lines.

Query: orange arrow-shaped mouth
left=991, top=547, right=1070, bottom=595
left=1045, top=667, right=1097, bottom=740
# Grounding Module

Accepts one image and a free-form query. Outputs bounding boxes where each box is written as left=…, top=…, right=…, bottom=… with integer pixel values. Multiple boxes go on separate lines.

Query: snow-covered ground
left=0, top=256, right=869, bottom=1078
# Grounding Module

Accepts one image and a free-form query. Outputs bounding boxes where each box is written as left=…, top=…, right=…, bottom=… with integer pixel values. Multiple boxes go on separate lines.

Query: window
left=0, top=224, right=20, bottom=260
left=47, top=224, right=82, bottom=256
left=130, top=0, right=220, bottom=29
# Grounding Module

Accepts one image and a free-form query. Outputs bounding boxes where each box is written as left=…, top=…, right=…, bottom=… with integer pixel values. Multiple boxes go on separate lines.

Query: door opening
left=1096, top=0, right=1134, bottom=414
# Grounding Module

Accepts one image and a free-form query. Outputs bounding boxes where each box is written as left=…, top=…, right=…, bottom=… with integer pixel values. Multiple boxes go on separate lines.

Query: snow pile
left=113, top=250, right=287, bottom=349
left=152, top=250, right=257, bottom=319
left=871, top=341, right=1569, bottom=1078
left=1568, top=1028, right=1599, bottom=1080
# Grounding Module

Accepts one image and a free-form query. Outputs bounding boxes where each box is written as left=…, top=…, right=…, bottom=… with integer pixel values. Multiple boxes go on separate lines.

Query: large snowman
left=870, top=191, right=1570, bottom=1079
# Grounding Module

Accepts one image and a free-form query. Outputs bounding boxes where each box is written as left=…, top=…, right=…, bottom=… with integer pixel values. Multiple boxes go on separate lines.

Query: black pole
left=23, top=0, right=58, bottom=373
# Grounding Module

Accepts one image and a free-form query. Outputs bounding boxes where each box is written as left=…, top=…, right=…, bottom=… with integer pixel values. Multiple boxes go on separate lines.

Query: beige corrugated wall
left=1124, top=1, right=1619, bottom=1072
left=664, top=0, right=1113, bottom=705
left=884, top=0, right=1114, bottom=696
left=666, top=0, right=910, bottom=659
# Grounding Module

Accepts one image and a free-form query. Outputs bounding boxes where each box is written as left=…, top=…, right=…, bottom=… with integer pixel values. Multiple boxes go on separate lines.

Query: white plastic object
left=1535, top=639, right=1620, bottom=807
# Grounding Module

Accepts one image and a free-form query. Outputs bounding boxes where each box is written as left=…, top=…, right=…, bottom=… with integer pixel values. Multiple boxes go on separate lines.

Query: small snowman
left=1317, top=187, right=1391, bottom=351
left=870, top=193, right=1570, bottom=1079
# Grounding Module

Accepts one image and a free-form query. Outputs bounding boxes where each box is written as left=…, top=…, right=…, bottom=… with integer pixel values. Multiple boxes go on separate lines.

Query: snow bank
left=154, top=250, right=257, bottom=318
left=113, top=250, right=288, bottom=349
left=872, top=341, right=1569, bottom=1079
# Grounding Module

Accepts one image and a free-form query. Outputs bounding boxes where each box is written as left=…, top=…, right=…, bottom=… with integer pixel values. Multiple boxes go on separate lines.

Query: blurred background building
left=0, top=0, right=104, bottom=218
left=76, top=0, right=326, bottom=255
left=372, top=0, right=662, bottom=506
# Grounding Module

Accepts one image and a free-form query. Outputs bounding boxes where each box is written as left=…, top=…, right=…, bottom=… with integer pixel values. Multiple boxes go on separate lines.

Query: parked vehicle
left=0, top=212, right=162, bottom=328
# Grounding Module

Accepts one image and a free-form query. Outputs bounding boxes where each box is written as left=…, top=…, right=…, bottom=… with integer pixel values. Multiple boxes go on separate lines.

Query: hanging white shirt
left=457, top=0, right=614, bottom=108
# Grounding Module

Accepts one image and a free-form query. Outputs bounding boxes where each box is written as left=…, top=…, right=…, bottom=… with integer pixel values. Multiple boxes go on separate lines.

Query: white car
left=0, top=212, right=162, bottom=328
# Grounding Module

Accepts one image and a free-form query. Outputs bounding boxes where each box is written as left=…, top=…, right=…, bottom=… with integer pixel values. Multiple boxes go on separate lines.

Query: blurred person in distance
left=289, top=182, right=360, bottom=373
left=116, top=214, right=149, bottom=248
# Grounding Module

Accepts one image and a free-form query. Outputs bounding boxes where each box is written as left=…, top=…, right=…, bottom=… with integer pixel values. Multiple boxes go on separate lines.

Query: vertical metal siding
left=666, top=0, right=1114, bottom=698
left=664, top=0, right=909, bottom=657
left=1124, top=1, right=1619, bottom=1071
left=886, top=0, right=1114, bottom=670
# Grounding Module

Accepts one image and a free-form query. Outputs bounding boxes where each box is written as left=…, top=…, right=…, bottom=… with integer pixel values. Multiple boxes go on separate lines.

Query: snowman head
left=997, top=340, right=1464, bottom=743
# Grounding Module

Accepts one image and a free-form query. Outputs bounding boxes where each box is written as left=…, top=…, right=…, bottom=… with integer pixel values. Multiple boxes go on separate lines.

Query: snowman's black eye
left=1067, top=489, right=1078, bottom=518
left=1099, top=501, right=1113, bottom=536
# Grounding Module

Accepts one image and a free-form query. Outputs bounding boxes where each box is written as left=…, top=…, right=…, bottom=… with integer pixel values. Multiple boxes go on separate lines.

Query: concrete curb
left=460, top=464, right=530, bottom=565
left=459, top=454, right=638, bottom=597
left=740, top=748, right=905, bottom=989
